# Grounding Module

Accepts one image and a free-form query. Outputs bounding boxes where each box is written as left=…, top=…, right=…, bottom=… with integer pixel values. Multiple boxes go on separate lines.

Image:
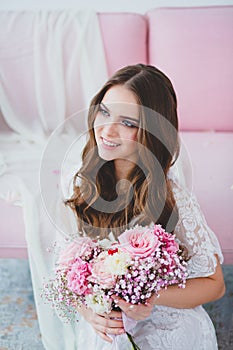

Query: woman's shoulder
left=167, top=166, right=195, bottom=210
left=167, top=167, right=187, bottom=194
left=167, top=166, right=187, bottom=188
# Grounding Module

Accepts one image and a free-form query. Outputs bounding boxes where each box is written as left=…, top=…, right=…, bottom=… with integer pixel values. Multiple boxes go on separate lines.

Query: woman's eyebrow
left=100, top=102, right=139, bottom=123
left=100, top=102, right=110, bottom=111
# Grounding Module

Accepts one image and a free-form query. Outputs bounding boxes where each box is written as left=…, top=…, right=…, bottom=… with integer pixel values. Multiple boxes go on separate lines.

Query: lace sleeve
left=168, top=172, right=224, bottom=279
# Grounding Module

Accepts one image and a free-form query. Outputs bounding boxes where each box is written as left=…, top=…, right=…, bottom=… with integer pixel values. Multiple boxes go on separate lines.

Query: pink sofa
left=0, top=6, right=233, bottom=263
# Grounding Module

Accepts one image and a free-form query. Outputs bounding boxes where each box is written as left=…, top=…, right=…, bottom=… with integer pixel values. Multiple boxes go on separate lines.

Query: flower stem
left=126, top=332, right=141, bottom=350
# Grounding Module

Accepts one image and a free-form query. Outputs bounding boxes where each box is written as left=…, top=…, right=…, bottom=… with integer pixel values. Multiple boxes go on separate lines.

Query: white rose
left=85, top=293, right=112, bottom=314
left=105, top=251, right=131, bottom=276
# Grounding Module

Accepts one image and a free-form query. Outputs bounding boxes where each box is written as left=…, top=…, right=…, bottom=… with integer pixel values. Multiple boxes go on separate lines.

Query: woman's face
left=94, top=85, right=140, bottom=164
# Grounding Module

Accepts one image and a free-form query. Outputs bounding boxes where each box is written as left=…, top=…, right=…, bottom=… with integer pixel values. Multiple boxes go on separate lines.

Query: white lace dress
left=75, top=175, right=223, bottom=350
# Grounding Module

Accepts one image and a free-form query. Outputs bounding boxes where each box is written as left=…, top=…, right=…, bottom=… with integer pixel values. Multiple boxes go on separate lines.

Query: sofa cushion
left=147, top=7, right=233, bottom=131
left=179, top=131, right=233, bottom=264
left=98, top=13, right=147, bottom=76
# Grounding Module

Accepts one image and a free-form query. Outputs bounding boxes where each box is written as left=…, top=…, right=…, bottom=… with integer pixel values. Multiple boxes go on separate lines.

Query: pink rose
left=67, top=258, right=91, bottom=295
left=88, top=252, right=116, bottom=289
left=58, top=237, right=95, bottom=269
left=118, top=226, right=161, bottom=258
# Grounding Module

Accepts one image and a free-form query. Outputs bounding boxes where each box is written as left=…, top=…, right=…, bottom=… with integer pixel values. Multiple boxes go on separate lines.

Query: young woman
left=66, top=64, right=225, bottom=349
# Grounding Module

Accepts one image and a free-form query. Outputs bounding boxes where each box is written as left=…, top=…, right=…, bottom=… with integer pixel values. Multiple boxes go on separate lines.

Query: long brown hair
left=66, top=64, right=180, bottom=238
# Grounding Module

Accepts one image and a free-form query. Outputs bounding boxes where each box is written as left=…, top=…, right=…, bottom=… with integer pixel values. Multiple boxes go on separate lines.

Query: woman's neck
left=114, top=159, right=135, bottom=181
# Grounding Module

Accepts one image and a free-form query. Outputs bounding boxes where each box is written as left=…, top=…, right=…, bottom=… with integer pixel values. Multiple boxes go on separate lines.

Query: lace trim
left=168, top=169, right=223, bottom=278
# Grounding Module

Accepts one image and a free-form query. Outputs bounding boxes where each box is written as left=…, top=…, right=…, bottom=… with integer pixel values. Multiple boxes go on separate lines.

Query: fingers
left=112, top=297, right=134, bottom=312
left=81, top=307, right=125, bottom=343
left=107, top=310, right=123, bottom=319
left=98, top=323, right=125, bottom=336
left=112, top=296, right=153, bottom=320
left=96, top=331, right=113, bottom=343
left=97, top=314, right=124, bottom=330
left=92, top=313, right=125, bottom=342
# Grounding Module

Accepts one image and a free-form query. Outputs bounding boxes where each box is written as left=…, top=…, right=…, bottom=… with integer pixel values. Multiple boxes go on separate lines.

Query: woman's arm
left=152, top=257, right=225, bottom=309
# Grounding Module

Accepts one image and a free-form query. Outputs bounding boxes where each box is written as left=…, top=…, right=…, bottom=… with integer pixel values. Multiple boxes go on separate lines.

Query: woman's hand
left=78, top=305, right=125, bottom=343
left=112, top=297, right=154, bottom=321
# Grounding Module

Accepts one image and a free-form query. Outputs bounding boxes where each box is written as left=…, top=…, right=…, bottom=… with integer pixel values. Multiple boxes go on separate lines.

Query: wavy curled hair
left=66, top=64, right=180, bottom=239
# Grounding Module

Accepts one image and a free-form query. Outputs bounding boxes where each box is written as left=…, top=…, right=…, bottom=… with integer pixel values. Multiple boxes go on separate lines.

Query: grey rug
left=0, top=259, right=232, bottom=350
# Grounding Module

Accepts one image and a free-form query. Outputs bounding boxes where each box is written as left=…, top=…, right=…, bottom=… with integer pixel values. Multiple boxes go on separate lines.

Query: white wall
left=1, top=0, right=233, bottom=13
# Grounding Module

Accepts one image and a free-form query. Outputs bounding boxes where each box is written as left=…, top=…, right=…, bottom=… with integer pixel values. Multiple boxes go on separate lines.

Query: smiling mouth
left=101, top=137, right=120, bottom=147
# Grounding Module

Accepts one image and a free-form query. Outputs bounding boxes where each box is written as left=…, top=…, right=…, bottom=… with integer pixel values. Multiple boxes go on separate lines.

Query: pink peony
left=153, top=225, right=179, bottom=254
left=88, top=252, right=116, bottom=289
left=57, top=237, right=95, bottom=269
left=165, top=239, right=179, bottom=254
left=66, top=258, right=91, bottom=295
left=118, top=225, right=161, bottom=258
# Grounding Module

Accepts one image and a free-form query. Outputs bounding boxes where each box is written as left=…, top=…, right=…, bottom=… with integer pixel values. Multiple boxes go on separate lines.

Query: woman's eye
left=99, top=107, right=110, bottom=117
left=121, top=120, right=137, bottom=128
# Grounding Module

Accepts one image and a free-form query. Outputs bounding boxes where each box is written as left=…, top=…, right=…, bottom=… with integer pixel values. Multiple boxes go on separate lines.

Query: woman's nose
left=103, top=121, right=118, bottom=136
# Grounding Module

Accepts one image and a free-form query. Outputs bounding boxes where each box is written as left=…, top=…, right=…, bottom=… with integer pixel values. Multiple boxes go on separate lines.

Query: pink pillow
left=98, top=13, right=147, bottom=77
left=147, top=7, right=233, bottom=131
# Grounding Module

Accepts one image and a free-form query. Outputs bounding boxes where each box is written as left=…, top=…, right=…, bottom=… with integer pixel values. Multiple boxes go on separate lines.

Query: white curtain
left=0, top=10, right=107, bottom=138
left=0, top=9, right=108, bottom=349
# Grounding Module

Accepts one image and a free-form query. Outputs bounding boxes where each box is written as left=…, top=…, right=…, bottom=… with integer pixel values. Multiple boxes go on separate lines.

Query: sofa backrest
left=98, top=13, right=147, bottom=77
left=147, top=6, right=233, bottom=132
left=1, top=8, right=232, bottom=133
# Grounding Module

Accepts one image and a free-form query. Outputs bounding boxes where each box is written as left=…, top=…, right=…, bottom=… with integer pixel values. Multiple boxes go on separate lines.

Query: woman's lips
left=101, top=137, right=120, bottom=147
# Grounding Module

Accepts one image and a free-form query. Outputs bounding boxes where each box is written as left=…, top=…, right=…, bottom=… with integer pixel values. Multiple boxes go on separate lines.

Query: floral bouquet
left=42, top=224, right=188, bottom=349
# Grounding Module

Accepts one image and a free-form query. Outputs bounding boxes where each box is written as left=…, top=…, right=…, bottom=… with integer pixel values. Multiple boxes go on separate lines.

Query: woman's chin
left=98, top=150, right=115, bottom=162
